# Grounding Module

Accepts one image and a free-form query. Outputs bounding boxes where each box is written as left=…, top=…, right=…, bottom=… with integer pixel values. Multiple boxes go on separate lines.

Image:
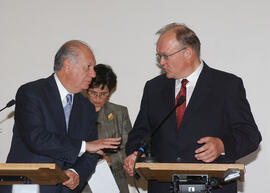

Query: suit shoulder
left=145, top=74, right=172, bottom=88
left=17, top=76, right=51, bottom=95
left=105, top=102, right=128, bottom=112
left=208, top=66, right=242, bottom=82
left=148, top=74, right=168, bottom=83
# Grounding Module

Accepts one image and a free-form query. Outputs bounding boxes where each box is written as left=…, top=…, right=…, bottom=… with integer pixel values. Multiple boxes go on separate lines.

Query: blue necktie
left=64, top=94, right=72, bottom=129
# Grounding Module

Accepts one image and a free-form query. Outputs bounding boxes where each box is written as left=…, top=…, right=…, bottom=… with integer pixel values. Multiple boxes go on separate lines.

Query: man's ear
left=62, top=59, right=71, bottom=72
left=184, top=47, right=192, bottom=59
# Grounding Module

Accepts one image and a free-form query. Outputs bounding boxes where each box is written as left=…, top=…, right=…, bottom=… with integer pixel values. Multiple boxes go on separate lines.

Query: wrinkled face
left=88, top=85, right=109, bottom=111
left=156, top=31, right=190, bottom=79
left=66, top=46, right=96, bottom=93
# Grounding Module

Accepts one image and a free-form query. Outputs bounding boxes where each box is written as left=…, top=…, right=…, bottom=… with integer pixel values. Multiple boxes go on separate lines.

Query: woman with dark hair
left=87, top=64, right=131, bottom=193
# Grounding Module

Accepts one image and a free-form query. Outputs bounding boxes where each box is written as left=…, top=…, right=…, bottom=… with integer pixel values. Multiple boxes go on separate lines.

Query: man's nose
left=159, top=57, right=167, bottom=66
left=90, top=68, right=96, bottom=78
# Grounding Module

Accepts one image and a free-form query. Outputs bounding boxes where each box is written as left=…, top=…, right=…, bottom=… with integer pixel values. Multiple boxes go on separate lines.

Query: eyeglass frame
left=156, top=47, right=187, bottom=62
left=88, top=89, right=109, bottom=99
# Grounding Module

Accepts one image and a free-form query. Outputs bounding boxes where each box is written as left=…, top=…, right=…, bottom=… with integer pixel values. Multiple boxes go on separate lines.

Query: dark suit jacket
left=3, top=74, right=98, bottom=193
left=126, top=63, right=261, bottom=193
left=97, top=102, right=131, bottom=193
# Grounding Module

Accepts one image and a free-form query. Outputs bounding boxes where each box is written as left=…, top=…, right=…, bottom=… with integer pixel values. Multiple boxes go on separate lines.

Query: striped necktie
left=175, top=79, right=188, bottom=129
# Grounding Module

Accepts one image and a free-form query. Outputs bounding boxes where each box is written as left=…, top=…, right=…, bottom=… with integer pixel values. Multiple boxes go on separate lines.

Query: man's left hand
left=62, top=170, right=79, bottom=190
left=194, top=137, right=224, bottom=163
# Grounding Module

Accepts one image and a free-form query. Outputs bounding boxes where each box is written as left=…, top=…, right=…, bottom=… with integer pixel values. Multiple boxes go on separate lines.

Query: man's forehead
left=157, top=33, right=180, bottom=51
left=159, top=30, right=176, bottom=42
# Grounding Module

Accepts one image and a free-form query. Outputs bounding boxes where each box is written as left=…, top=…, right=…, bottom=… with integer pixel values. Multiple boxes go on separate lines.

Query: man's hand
left=194, top=137, right=224, bottom=163
left=62, top=170, right=79, bottom=190
left=86, top=137, right=121, bottom=155
left=123, top=151, right=138, bottom=176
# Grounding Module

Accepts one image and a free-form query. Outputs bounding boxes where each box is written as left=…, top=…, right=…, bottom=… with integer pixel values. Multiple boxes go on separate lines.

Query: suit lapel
left=102, top=103, right=117, bottom=132
left=97, top=105, right=105, bottom=125
left=160, top=77, right=177, bottom=129
left=68, top=94, right=82, bottom=135
left=97, top=103, right=118, bottom=138
left=182, top=63, right=213, bottom=123
left=47, top=74, right=67, bottom=134
left=161, top=78, right=175, bottom=110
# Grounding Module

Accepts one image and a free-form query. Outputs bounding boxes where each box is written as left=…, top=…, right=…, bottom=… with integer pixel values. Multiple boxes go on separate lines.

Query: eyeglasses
left=88, top=90, right=109, bottom=98
left=156, top=47, right=187, bottom=62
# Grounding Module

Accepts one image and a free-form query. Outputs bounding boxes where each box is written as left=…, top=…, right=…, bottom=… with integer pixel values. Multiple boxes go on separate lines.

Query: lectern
left=0, top=163, right=68, bottom=185
left=135, top=162, right=244, bottom=193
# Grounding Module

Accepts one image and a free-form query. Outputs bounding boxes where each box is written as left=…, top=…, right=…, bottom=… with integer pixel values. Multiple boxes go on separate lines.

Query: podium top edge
left=135, top=163, right=245, bottom=171
left=0, top=163, right=57, bottom=170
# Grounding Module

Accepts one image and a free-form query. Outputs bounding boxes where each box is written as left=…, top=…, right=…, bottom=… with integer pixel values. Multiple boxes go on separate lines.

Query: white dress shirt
left=175, top=61, right=203, bottom=106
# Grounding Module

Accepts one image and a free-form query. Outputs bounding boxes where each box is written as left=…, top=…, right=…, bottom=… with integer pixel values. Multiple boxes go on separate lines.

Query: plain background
left=0, top=0, right=269, bottom=192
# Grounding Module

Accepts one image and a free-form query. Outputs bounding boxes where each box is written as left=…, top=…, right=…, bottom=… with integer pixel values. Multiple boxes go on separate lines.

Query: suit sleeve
left=119, top=107, right=132, bottom=157
left=71, top=108, right=98, bottom=190
left=125, top=81, right=152, bottom=155
left=221, top=77, right=262, bottom=161
left=15, top=84, right=81, bottom=164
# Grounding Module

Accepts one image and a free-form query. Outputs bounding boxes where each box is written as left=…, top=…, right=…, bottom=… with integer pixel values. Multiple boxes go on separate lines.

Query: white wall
left=0, top=0, right=269, bottom=192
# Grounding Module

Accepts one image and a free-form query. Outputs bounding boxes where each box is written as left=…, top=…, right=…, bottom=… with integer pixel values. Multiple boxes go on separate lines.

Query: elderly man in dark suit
left=2, top=40, right=120, bottom=193
left=124, top=23, right=262, bottom=193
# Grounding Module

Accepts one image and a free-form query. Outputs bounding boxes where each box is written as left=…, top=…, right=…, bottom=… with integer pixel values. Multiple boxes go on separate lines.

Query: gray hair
left=156, top=23, right=201, bottom=58
left=54, top=40, right=90, bottom=71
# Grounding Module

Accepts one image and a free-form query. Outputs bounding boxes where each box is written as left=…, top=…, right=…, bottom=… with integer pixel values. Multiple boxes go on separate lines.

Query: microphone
left=137, top=95, right=186, bottom=162
left=0, top=99, right=16, bottom=112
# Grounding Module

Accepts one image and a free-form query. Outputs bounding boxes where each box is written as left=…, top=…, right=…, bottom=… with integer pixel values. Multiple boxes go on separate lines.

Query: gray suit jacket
left=97, top=102, right=132, bottom=192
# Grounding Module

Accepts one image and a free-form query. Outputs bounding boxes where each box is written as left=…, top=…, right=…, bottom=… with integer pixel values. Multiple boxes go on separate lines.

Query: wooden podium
left=135, top=162, right=244, bottom=192
left=135, top=162, right=245, bottom=182
left=0, top=163, right=68, bottom=185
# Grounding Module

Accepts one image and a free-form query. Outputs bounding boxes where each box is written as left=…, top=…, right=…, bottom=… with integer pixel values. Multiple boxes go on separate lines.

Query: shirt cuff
left=78, top=140, right=86, bottom=157
left=68, top=168, right=79, bottom=176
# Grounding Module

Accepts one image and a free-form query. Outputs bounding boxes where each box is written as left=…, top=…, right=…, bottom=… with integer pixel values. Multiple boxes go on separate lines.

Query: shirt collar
left=176, top=60, right=204, bottom=88
left=54, top=73, right=73, bottom=105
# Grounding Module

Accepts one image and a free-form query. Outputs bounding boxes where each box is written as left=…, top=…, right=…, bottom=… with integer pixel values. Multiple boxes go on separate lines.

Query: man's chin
left=165, top=73, right=174, bottom=79
left=82, top=83, right=90, bottom=90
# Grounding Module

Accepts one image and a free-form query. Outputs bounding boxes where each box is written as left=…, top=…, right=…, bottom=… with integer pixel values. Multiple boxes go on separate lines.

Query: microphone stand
left=132, top=96, right=186, bottom=193
left=137, top=95, right=186, bottom=162
left=0, top=99, right=16, bottom=112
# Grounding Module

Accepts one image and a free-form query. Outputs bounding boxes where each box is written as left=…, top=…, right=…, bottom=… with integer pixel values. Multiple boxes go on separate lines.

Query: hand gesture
left=86, top=137, right=121, bottom=155
left=194, top=137, right=224, bottom=163
left=123, top=151, right=138, bottom=176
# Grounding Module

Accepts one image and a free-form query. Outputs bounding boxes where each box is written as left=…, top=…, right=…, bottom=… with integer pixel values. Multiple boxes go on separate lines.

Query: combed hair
left=156, top=23, right=201, bottom=58
left=89, top=64, right=117, bottom=92
left=54, top=40, right=89, bottom=71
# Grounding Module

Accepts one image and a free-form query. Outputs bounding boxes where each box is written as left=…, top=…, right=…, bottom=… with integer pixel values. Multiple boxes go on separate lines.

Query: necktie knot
left=66, top=94, right=72, bottom=105
left=181, top=79, right=188, bottom=88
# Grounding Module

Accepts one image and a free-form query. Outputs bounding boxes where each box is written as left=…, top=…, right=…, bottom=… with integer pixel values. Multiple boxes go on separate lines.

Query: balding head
left=54, top=40, right=93, bottom=72
left=156, top=23, right=201, bottom=59
left=55, top=40, right=96, bottom=93
left=156, top=23, right=201, bottom=79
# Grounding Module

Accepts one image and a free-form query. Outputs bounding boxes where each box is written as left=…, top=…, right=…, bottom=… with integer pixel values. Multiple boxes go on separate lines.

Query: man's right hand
left=86, top=137, right=121, bottom=155
left=123, top=151, right=138, bottom=176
